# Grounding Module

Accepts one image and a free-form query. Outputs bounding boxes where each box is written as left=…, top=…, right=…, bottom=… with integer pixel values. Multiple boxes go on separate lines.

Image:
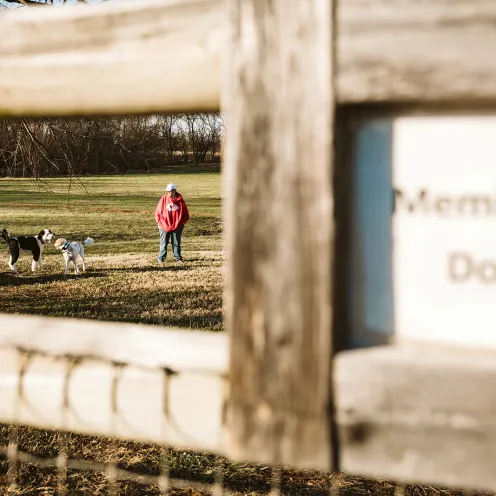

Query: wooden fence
left=2, top=0, right=496, bottom=492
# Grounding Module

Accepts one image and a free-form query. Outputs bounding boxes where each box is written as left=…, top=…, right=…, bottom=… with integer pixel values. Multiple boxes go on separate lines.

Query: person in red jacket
left=154, top=183, right=190, bottom=263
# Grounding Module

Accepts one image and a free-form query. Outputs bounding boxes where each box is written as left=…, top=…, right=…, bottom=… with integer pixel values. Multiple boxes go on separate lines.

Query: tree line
left=0, top=113, right=224, bottom=177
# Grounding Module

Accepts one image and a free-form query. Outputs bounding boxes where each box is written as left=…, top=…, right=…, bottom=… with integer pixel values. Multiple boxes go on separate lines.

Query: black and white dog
left=1, top=228, right=55, bottom=273
left=54, top=237, right=94, bottom=274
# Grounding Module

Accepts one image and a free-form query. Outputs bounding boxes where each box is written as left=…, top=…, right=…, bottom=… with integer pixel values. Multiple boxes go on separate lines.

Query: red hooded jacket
left=155, top=192, right=190, bottom=232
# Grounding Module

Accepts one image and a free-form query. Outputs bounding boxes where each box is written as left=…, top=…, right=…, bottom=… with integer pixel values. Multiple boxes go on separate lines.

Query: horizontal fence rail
left=2, top=0, right=496, bottom=118
left=336, top=342, right=496, bottom=492
left=0, top=0, right=224, bottom=117
left=0, top=314, right=227, bottom=454
left=337, top=0, right=496, bottom=103
left=0, top=314, right=228, bottom=374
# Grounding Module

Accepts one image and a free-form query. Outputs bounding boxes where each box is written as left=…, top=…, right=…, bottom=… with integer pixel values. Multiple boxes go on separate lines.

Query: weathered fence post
left=224, top=0, right=336, bottom=469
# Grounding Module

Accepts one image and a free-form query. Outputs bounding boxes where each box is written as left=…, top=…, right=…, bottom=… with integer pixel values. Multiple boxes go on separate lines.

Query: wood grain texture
left=338, top=0, right=496, bottom=103
left=224, top=0, right=335, bottom=470
left=2, top=0, right=496, bottom=116
left=0, top=0, right=224, bottom=116
left=336, top=343, right=496, bottom=491
left=0, top=313, right=227, bottom=374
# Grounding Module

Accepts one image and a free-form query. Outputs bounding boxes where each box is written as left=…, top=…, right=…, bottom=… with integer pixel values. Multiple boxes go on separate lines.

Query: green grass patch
left=0, top=173, right=223, bottom=330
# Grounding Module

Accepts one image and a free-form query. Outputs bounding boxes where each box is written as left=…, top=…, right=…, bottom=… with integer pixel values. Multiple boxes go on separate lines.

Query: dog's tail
left=83, top=237, right=94, bottom=246
left=1, top=228, right=10, bottom=243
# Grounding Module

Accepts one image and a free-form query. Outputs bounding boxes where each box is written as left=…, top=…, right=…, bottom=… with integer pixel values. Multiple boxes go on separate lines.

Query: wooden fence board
left=0, top=0, right=224, bottom=116
left=337, top=343, right=496, bottom=491
left=224, top=0, right=336, bottom=470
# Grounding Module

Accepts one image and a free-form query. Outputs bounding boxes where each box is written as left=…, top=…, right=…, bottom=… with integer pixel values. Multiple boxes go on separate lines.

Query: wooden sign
left=352, top=116, right=496, bottom=349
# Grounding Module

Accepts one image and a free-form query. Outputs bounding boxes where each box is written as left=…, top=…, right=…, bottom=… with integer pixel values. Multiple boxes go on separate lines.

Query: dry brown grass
left=0, top=251, right=223, bottom=331
left=2, top=425, right=487, bottom=496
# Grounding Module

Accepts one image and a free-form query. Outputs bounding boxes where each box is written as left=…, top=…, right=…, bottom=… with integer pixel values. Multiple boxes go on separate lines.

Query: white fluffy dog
left=54, top=237, right=94, bottom=274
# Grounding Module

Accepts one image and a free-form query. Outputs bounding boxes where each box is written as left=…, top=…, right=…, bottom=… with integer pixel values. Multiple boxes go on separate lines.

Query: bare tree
left=0, top=114, right=224, bottom=178
left=180, top=113, right=223, bottom=164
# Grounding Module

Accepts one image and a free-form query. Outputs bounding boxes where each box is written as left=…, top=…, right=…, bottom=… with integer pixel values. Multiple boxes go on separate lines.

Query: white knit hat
left=165, top=183, right=177, bottom=192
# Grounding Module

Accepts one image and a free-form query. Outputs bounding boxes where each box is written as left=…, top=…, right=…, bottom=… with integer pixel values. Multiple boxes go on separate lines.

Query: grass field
left=0, top=171, right=488, bottom=495
left=0, top=170, right=223, bottom=330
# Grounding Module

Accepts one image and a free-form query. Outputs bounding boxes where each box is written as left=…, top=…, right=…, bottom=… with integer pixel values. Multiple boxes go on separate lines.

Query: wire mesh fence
left=0, top=427, right=334, bottom=495
left=0, top=345, right=225, bottom=495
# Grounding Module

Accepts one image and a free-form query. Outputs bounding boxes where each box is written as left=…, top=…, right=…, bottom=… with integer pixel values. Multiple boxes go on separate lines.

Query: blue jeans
left=158, top=225, right=184, bottom=262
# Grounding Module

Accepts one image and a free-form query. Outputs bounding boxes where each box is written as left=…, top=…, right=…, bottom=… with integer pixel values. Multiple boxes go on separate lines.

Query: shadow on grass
left=0, top=285, right=223, bottom=331
left=0, top=271, right=106, bottom=287
left=175, top=256, right=223, bottom=263
left=0, top=265, right=191, bottom=285
left=98, top=265, right=192, bottom=274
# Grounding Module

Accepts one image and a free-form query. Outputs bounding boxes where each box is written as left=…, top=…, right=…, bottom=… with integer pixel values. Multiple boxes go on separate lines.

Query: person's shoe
left=175, top=258, right=184, bottom=264
left=158, top=258, right=165, bottom=265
